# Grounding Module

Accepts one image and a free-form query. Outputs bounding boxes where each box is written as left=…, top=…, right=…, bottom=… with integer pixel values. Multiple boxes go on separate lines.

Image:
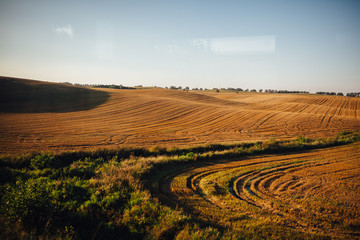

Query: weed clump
left=30, top=153, right=63, bottom=169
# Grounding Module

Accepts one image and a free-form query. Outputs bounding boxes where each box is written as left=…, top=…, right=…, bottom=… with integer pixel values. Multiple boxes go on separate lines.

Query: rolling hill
left=0, top=77, right=359, bottom=154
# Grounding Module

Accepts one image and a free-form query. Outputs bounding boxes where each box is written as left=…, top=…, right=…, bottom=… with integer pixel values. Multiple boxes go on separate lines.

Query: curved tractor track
left=155, top=143, right=360, bottom=239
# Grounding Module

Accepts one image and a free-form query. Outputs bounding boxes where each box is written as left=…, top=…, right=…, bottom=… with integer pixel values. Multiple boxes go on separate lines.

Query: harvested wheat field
left=154, top=142, right=360, bottom=239
left=1, top=76, right=360, bottom=239
left=1, top=76, right=360, bottom=154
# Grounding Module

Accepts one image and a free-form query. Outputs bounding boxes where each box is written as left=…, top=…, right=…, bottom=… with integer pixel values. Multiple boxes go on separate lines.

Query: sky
left=0, top=0, right=360, bottom=93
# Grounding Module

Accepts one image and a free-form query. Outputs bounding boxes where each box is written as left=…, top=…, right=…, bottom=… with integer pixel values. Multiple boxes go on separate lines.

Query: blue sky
left=0, top=0, right=359, bottom=93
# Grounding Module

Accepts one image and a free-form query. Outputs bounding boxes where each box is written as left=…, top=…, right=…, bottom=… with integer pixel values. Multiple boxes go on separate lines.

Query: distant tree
left=61, top=82, right=73, bottom=85
left=250, top=89, right=257, bottom=92
left=337, top=92, right=344, bottom=96
left=258, top=89, right=263, bottom=93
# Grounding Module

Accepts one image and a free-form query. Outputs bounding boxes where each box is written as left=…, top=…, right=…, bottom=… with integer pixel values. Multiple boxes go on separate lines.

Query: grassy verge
left=0, top=130, right=359, bottom=239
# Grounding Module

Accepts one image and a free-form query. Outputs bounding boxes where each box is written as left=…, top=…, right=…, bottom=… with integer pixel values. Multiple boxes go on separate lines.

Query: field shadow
left=0, top=76, right=110, bottom=113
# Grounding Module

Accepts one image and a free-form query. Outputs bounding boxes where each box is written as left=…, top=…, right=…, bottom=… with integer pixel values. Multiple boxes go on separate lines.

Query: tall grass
left=2, top=130, right=359, bottom=170
left=0, top=130, right=359, bottom=239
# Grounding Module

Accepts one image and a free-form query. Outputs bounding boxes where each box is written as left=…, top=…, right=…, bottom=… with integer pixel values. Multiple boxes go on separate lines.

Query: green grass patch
left=0, top=130, right=359, bottom=239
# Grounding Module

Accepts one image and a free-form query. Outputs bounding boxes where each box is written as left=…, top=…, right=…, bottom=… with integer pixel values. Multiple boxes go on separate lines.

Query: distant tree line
left=314, top=91, right=360, bottom=97
left=61, top=82, right=358, bottom=97
left=316, top=91, right=342, bottom=96
left=346, top=92, right=360, bottom=97
left=165, top=87, right=359, bottom=98
left=264, top=89, right=310, bottom=94
left=62, top=82, right=134, bottom=89
left=208, top=88, right=310, bottom=94
left=92, top=84, right=134, bottom=89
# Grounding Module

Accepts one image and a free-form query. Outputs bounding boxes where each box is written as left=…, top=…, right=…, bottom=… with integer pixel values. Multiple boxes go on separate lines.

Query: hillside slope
left=0, top=76, right=109, bottom=113
left=0, top=77, right=359, bottom=153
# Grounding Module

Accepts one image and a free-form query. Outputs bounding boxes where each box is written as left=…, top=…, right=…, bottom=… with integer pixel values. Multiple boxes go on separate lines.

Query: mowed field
left=1, top=77, right=360, bottom=239
left=1, top=77, right=360, bottom=154
left=154, top=142, right=360, bottom=238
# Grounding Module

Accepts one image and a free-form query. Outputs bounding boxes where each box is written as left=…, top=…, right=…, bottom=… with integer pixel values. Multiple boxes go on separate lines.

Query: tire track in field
left=154, top=143, right=360, bottom=238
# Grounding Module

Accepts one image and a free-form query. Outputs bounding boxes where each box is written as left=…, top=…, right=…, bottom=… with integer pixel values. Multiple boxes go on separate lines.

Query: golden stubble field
left=1, top=77, right=360, bottom=239
left=0, top=77, right=359, bottom=154
left=154, top=142, right=360, bottom=238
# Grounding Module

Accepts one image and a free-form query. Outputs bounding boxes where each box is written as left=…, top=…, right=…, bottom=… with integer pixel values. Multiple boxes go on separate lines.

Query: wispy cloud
left=190, top=38, right=210, bottom=52
left=191, top=36, right=276, bottom=55
left=54, top=25, right=73, bottom=38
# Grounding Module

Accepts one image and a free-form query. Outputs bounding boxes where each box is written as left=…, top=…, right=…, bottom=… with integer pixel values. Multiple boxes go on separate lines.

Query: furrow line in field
left=153, top=143, right=360, bottom=238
